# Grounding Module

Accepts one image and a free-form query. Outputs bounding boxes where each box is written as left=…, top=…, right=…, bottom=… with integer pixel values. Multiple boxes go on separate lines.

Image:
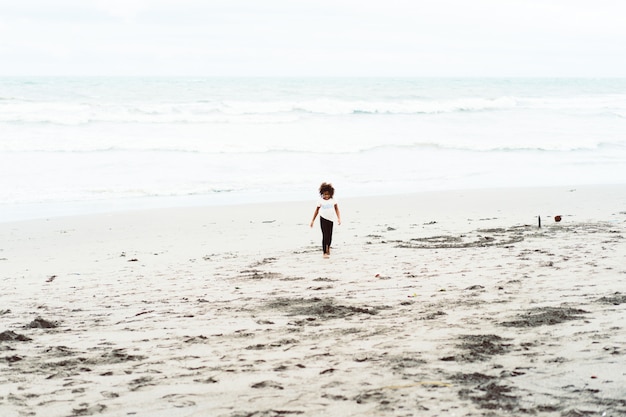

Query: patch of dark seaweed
left=280, top=276, right=305, bottom=281
left=245, top=339, right=298, bottom=350
left=387, top=354, right=427, bottom=371
left=421, top=311, right=446, bottom=320
left=443, top=334, right=512, bottom=362
left=597, top=292, right=626, bottom=305
left=500, top=307, right=588, bottom=328
left=460, top=334, right=511, bottom=355
left=250, top=380, right=284, bottom=390
left=0, top=330, right=32, bottom=342
left=25, top=317, right=58, bottom=329
left=294, top=302, right=378, bottom=319
left=41, top=357, right=89, bottom=370
left=459, top=381, right=520, bottom=411
left=249, top=258, right=277, bottom=267
left=41, top=348, right=146, bottom=370
left=412, top=235, right=462, bottom=244
left=561, top=409, right=600, bottom=417
left=353, top=389, right=388, bottom=405
left=397, top=231, right=525, bottom=249
left=403, top=222, right=618, bottom=250
left=71, top=404, right=107, bottom=415
left=476, top=228, right=506, bottom=233
left=239, top=269, right=283, bottom=280
left=98, top=349, right=146, bottom=364
left=451, top=372, right=497, bottom=385
left=44, top=346, right=74, bottom=356
left=267, top=297, right=380, bottom=319
left=229, top=410, right=305, bottom=417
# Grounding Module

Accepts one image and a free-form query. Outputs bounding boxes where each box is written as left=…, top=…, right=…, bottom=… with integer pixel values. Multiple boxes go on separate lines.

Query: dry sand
left=1, top=185, right=625, bottom=417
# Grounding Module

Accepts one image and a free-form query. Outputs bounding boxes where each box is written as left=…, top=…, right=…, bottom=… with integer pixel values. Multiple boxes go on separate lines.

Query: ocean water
left=1, top=77, right=625, bottom=222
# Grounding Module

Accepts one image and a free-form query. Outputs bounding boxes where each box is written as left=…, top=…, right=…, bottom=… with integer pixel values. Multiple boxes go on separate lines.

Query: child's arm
left=334, top=204, right=341, bottom=225
left=310, top=207, right=320, bottom=228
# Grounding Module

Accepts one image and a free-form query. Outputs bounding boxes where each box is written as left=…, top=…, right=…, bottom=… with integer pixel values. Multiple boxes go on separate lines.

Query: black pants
left=320, top=217, right=334, bottom=253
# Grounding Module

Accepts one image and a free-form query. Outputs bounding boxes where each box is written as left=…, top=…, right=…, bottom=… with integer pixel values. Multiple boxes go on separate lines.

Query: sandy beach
left=1, top=184, right=625, bottom=417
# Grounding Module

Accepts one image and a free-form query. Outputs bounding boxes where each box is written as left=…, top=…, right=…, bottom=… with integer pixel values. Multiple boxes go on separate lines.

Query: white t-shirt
left=318, top=198, right=337, bottom=222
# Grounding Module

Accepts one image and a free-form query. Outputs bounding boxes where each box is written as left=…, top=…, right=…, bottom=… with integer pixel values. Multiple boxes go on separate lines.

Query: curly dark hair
left=318, top=182, right=335, bottom=197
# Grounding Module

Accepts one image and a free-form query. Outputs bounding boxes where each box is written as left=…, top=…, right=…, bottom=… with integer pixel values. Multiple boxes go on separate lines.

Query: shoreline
left=2, top=182, right=625, bottom=224
left=1, top=183, right=625, bottom=416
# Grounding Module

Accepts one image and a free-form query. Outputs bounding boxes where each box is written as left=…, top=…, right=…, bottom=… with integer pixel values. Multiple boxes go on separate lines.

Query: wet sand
left=1, top=185, right=625, bottom=417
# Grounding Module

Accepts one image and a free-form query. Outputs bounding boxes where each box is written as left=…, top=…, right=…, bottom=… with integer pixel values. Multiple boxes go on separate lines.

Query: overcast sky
left=1, top=0, right=625, bottom=77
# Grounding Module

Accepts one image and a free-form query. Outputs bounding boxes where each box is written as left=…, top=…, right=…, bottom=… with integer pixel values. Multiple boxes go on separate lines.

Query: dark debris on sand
left=452, top=371, right=535, bottom=414
left=228, top=410, right=305, bottom=417
left=0, top=330, right=32, bottom=342
left=458, top=381, right=521, bottom=412
left=500, top=306, right=588, bottom=327
left=451, top=372, right=497, bottom=385
left=452, top=371, right=530, bottom=413
left=239, top=269, right=283, bottom=280
left=266, top=297, right=383, bottom=320
left=395, top=226, right=531, bottom=249
left=25, top=317, right=59, bottom=329
left=597, top=292, right=626, bottom=305
left=453, top=373, right=626, bottom=416
left=441, top=334, right=512, bottom=363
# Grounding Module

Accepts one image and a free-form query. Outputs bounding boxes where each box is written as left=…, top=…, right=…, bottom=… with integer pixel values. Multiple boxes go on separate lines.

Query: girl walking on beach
left=310, top=182, right=341, bottom=258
